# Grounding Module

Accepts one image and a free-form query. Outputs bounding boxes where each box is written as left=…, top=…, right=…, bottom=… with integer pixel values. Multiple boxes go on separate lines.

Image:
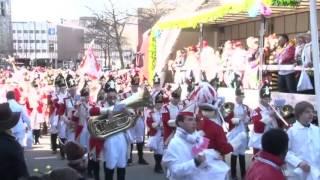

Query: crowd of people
left=0, top=31, right=319, bottom=180
left=166, top=32, right=315, bottom=94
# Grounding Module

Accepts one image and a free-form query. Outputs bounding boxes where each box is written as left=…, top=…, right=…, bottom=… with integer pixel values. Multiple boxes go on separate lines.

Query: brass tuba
left=88, top=87, right=152, bottom=138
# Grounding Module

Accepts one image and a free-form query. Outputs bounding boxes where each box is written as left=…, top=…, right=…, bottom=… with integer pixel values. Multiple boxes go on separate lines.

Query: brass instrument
left=88, top=87, right=152, bottom=138
left=269, top=104, right=289, bottom=127
left=280, top=104, right=295, bottom=124
left=221, top=102, right=235, bottom=117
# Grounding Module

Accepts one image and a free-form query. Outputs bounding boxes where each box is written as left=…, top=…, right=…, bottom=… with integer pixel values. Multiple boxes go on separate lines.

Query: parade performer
left=163, top=103, right=230, bottom=180
left=190, top=82, right=246, bottom=156
left=64, top=74, right=80, bottom=141
left=126, top=72, right=148, bottom=165
left=101, top=78, right=129, bottom=180
left=248, top=83, right=279, bottom=155
left=162, top=86, right=182, bottom=148
left=285, top=101, right=320, bottom=180
left=87, top=105, right=104, bottom=180
left=76, top=86, right=91, bottom=150
left=50, top=73, right=68, bottom=154
left=225, top=87, right=251, bottom=179
left=146, top=91, right=165, bottom=173
left=7, top=91, right=31, bottom=147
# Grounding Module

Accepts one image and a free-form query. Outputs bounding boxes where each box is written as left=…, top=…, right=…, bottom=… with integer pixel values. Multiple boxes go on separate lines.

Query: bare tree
left=86, top=0, right=128, bottom=69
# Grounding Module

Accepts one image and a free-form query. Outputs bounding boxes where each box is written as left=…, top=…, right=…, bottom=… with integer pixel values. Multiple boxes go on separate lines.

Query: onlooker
left=275, top=34, right=296, bottom=93
left=41, top=167, right=84, bottom=180
left=0, top=103, right=29, bottom=180
left=246, top=129, right=288, bottom=180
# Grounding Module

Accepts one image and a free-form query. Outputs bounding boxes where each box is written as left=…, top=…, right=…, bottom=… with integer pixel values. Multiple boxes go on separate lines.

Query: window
left=30, top=50, right=34, bottom=53
left=42, top=50, right=47, bottom=53
left=17, top=30, right=22, bottom=33
left=13, top=40, right=16, bottom=43
left=23, top=30, right=28, bottom=33
left=24, top=49, right=28, bottom=53
left=36, top=50, right=41, bottom=53
left=24, top=40, right=28, bottom=43
left=41, top=30, right=46, bottom=34
left=18, top=49, right=23, bottom=53
left=41, top=40, right=46, bottom=43
left=29, top=30, right=33, bottom=33
left=36, top=40, right=40, bottom=43
left=30, top=40, right=34, bottom=43
left=17, top=40, right=22, bottom=43
left=1, top=2, right=5, bottom=16
left=35, top=30, right=39, bottom=33
left=12, top=30, right=16, bottom=33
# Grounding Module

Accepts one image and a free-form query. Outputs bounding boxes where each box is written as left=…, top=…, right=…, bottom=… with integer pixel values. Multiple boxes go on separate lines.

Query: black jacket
left=0, top=132, right=29, bottom=180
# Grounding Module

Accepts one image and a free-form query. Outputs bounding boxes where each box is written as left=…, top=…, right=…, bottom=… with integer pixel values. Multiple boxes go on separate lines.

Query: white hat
left=189, top=82, right=217, bottom=110
left=179, top=102, right=198, bottom=117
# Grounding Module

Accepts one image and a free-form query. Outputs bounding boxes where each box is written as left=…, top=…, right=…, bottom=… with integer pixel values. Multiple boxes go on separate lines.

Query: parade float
left=142, top=0, right=320, bottom=120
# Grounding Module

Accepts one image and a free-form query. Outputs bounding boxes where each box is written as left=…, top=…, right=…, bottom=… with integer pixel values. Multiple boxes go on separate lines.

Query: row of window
left=13, top=40, right=47, bottom=43
left=12, top=30, right=46, bottom=34
left=14, top=49, right=48, bottom=53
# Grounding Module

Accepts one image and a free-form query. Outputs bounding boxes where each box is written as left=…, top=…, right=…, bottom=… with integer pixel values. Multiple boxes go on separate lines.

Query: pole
left=309, top=0, right=320, bottom=123
left=258, top=16, right=266, bottom=85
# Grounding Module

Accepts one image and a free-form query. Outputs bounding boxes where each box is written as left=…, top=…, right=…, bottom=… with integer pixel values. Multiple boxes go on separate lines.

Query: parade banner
left=78, top=41, right=102, bottom=80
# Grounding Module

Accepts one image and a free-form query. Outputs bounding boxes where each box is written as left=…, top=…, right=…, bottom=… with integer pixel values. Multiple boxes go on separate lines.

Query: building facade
left=12, top=21, right=84, bottom=68
left=0, top=0, right=13, bottom=57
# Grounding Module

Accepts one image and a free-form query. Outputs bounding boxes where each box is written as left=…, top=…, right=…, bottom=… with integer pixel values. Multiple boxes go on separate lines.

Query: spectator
left=246, top=129, right=288, bottom=180
left=64, top=141, right=87, bottom=177
left=41, top=167, right=84, bottom=180
left=0, top=103, right=29, bottom=180
left=275, top=34, right=296, bottom=93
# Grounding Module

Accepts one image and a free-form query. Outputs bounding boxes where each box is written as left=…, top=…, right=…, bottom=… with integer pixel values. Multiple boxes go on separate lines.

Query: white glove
left=231, top=118, right=240, bottom=125
left=168, top=119, right=176, bottom=127
left=152, top=122, right=158, bottom=128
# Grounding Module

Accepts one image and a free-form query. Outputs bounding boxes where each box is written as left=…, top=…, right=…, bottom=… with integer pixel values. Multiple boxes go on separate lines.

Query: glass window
left=42, top=50, right=47, bottom=53
left=24, top=49, right=28, bottom=53
left=30, top=50, right=34, bottom=53
left=29, top=30, right=33, bottom=33
left=1, top=2, right=5, bottom=16
left=36, top=40, right=40, bottom=43
left=23, top=30, right=28, bottom=33
left=24, top=40, right=28, bottom=43
left=36, top=50, right=41, bottom=53
left=17, top=40, right=22, bottom=43
left=17, top=30, right=22, bottom=33
left=18, top=49, right=23, bottom=53
left=12, top=30, right=16, bottom=33
left=41, top=30, right=46, bottom=34
left=30, top=40, right=34, bottom=43
left=13, top=40, right=16, bottom=43
left=41, top=40, right=46, bottom=43
left=35, top=30, right=39, bottom=33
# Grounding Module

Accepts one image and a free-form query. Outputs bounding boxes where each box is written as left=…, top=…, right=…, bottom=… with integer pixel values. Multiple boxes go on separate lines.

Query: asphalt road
left=24, top=135, right=253, bottom=179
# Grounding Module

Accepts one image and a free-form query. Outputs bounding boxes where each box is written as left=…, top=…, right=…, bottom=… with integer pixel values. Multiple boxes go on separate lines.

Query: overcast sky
left=11, top=0, right=152, bottom=22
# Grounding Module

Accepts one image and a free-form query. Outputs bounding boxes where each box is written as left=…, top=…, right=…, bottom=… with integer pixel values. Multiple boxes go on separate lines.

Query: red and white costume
left=162, top=102, right=181, bottom=146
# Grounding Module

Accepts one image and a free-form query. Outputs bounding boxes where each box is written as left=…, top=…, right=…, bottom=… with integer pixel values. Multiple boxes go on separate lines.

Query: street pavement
left=24, top=135, right=253, bottom=179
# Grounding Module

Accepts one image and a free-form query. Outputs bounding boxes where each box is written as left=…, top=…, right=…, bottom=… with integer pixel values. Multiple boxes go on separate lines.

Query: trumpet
left=269, top=104, right=289, bottom=127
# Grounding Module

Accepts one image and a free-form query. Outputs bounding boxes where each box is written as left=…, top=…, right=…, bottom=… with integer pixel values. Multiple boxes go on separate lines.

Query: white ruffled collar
left=176, top=127, right=204, bottom=144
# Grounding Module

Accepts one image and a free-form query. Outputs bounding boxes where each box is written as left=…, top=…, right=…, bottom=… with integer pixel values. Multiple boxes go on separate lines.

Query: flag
left=78, top=40, right=102, bottom=80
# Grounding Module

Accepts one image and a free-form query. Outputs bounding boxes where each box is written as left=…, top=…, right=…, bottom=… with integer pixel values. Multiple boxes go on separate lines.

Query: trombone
left=268, top=104, right=289, bottom=127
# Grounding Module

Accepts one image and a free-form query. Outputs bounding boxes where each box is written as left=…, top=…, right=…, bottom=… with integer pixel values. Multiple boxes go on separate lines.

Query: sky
left=11, top=0, right=152, bottom=22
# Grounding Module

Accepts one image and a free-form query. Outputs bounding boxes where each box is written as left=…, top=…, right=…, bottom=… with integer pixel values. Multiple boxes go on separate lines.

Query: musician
left=162, top=86, right=182, bottom=147
left=88, top=105, right=104, bottom=180
left=146, top=91, right=165, bottom=173
left=50, top=73, right=68, bottom=154
left=285, top=101, right=320, bottom=179
left=64, top=74, right=79, bottom=141
left=193, top=83, right=245, bottom=156
left=76, top=86, right=91, bottom=150
left=225, top=87, right=250, bottom=179
left=162, top=103, right=230, bottom=180
left=102, top=78, right=129, bottom=180
left=151, top=73, right=161, bottom=94
left=249, top=83, right=279, bottom=155
left=127, top=73, right=148, bottom=165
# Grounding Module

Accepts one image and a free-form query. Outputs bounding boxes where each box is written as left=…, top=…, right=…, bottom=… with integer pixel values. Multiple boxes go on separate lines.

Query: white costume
left=163, top=127, right=230, bottom=180
left=8, top=99, right=31, bottom=147
left=286, top=121, right=320, bottom=180
left=103, top=103, right=130, bottom=169
left=77, top=101, right=90, bottom=150
left=227, top=103, right=250, bottom=155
